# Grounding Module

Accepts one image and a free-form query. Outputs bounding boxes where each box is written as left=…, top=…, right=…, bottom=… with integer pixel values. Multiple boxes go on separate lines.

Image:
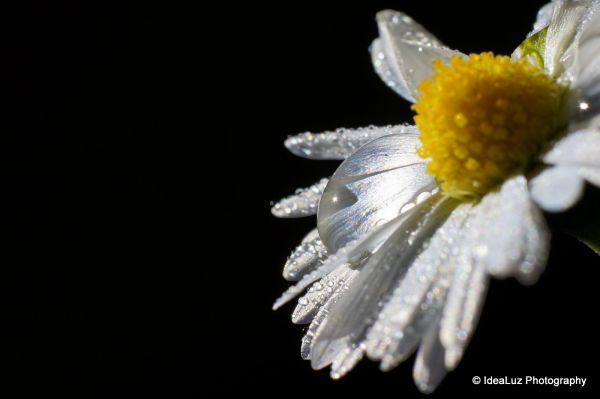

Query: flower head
left=272, top=0, right=600, bottom=393
left=414, top=53, right=564, bottom=198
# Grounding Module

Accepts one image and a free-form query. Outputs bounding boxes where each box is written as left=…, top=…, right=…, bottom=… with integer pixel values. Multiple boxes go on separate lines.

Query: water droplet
left=298, top=297, right=309, bottom=306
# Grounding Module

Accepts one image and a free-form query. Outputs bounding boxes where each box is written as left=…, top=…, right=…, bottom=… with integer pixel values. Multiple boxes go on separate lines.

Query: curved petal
left=576, top=7, right=600, bottom=89
left=572, top=3, right=600, bottom=126
left=317, top=133, right=437, bottom=252
left=533, top=0, right=600, bottom=124
left=310, top=196, right=457, bottom=370
left=300, top=299, right=330, bottom=360
left=432, top=176, right=549, bottom=370
left=272, top=242, right=352, bottom=310
left=530, top=166, right=587, bottom=212
left=284, top=125, right=417, bottom=160
left=465, top=175, right=550, bottom=284
left=578, top=166, right=600, bottom=186
left=291, top=265, right=357, bottom=324
left=274, top=207, right=416, bottom=310
left=283, top=228, right=328, bottom=281
left=330, top=344, right=365, bottom=379
left=365, top=204, right=472, bottom=367
left=440, top=248, right=489, bottom=370
left=541, top=0, right=593, bottom=81
left=271, top=178, right=328, bottom=218
left=413, top=320, right=447, bottom=394
left=371, top=10, right=460, bottom=103
left=542, top=127, right=600, bottom=166
left=538, top=127, right=600, bottom=191
left=534, top=1, right=558, bottom=30
left=440, top=176, right=549, bottom=369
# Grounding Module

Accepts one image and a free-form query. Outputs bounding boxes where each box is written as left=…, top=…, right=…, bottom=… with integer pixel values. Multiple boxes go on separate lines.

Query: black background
left=6, top=0, right=599, bottom=397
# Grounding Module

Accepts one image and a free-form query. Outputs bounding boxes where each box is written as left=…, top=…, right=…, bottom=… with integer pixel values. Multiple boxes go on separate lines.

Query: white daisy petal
left=530, top=166, right=586, bottom=212
left=520, top=204, right=552, bottom=284
left=272, top=244, right=351, bottom=311
left=440, top=246, right=489, bottom=370
left=467, top=175, right=551, bottom=283
left=283, top=229, right=328, bottom=281
left=284, top=125, right=417, bottom=160
left=577, top=166, right=600, bottom=186
left=330, top=344, right=365, bottom=379
left=537, top=0, right=600, bottom=113
left=534, top=1, right=557, bottom=30
left=438, top=178, right=547, bottom=368
left=271, top=178, right=328, bottom=218
left=573, top=3, right=600, bottom=127
left=300, top=268, right=364, bottom=361
left=543, top=0, right=591, bottom=80
left=413, top=320, right=447, bottom=394
left=371, top=10, right=460, bottom=103
left=317, top=133, right=437, bottom=252
left=292, top=265, right=358, bottom=324
left=365, top=204, right=471, bottom=366
left=274, top=208, right=415, bottom=310
left=574, top=2, right=600, bottom=88
left=300, top=303, right=328, bottom=360
left=543, top=127, right=600, bottom=166
left=378, top=331, right=421, bottom=372
left=310, top=196, right=457, bottom=370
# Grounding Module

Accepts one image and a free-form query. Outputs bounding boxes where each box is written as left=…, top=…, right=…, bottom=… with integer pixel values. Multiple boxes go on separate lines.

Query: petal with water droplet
left=365, top=204, right=471, bottom=368
left=440, top=245, right=488, bottom=370
left=317, top=133, right=437, bottom=252
left=274, top=213, right=408, bottom=310
left=271, top=178, right=328, bottom=218
left=465, top=175, right=550, bottom=283
left=541, top=0, right=599, bottom=83
left=292, top=265, right=357, bottom=324
left=284, top=125, right=418, bottom=160
left=311, top=196, right=457, bottom=370
left=440, top=176, right=550, bottom=369
left=371, top=10, right=460, bottom=102
left=413, top=320, right=447, bottom=394
left=330, top=344, right=365, bottom=379
left=283, top=229, right=328, bottom=281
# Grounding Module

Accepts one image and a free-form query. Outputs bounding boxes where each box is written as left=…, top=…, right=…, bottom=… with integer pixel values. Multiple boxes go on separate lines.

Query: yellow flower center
left=413, top=52, right=564, bottom=199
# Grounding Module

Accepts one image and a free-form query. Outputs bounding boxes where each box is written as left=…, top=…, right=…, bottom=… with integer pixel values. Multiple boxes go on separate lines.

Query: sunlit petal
left=318, top=133, right=437, bottom=251
left=371, top=10, right=460, bottom=103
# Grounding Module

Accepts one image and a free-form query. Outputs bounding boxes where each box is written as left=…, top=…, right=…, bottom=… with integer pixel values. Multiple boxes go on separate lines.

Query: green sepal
left=517, top=27, right=548, bottom=68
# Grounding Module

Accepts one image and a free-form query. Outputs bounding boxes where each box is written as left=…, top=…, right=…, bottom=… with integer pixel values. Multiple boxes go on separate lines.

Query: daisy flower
left=272, top=0, right=599, bottom=393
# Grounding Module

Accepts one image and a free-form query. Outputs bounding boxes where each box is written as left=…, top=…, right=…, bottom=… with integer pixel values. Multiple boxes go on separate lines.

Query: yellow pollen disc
left=413, top=52, right=564, bottom=199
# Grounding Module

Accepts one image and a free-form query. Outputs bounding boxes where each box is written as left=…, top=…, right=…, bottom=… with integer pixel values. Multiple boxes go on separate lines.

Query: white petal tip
left=529, top=167, right=585, bottom=213
left=376, top=9, right=409, bottom=24
left=272, top=298, right=285, bottom=311
left=379, top=356, right=397, bottom=372
left=444, top=347, right=462, bottom=370
left=330, top=372, right=342, bottom=380
left=414, top=380, right=438, bottom=394
left=291, top=310, right=311, bottom=325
